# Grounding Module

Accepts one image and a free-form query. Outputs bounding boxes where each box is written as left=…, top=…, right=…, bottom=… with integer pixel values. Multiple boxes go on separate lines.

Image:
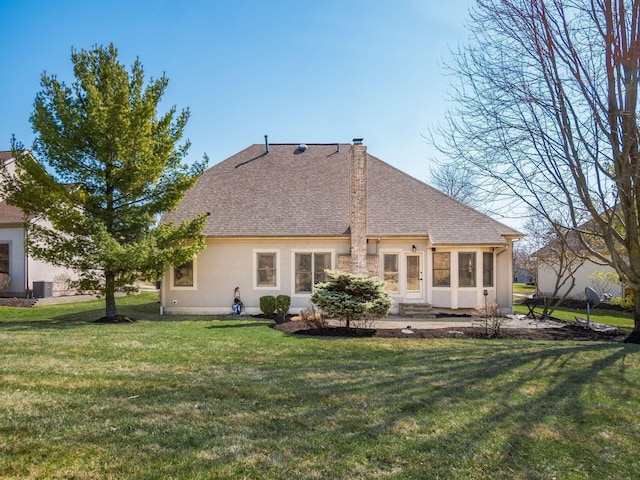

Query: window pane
left=257, top=253, right=277, bottom=287
left=295, top=253, right=312, bottom=293
left=483, top=252, right=494, bottom=287
left=314, top=253, right=331, bottom=285
left=383, top=254, right=399, bottom=292
left=0, top=244, right=8, bottom=274
left=406, top=255, right=420, bottom=291
left=458, top=252, right=476, bottom=287
left=174, top=260, right=193, bottom=287
left=433, top=252, right=450, bottom=286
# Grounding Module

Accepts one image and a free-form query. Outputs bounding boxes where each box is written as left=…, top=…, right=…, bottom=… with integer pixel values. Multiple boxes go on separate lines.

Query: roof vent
left=294, top=144, right=308, bottom=154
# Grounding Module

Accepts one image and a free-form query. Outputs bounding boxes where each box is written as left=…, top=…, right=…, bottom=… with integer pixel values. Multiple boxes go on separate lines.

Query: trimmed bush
left=259, top=295, right=276, bottom=316
left=275, top=295, right=291, bottom=319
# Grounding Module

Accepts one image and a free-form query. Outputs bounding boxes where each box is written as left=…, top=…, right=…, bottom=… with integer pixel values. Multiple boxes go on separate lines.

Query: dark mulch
left=272, top=321, right=635, bottom=343
left=94, top=315, right=135, bottom=324
left=0, top=298, right=37, bottom=307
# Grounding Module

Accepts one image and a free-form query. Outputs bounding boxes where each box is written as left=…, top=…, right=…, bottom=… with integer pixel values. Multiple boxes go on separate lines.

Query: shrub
left=310, top=270, right=393, bottom=329
left=259, top=295, right=276, bottom=316
left=275, top=295, right=291, bottom=320
left=472, top=301, right=509, bottom=337
left=294, top=304, right=328, bottom=329
left=610, top=293, right=635, bottom=310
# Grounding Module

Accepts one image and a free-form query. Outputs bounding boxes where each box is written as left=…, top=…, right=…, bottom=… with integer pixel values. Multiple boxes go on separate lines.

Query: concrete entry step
left=398, top=302, right=437, bottom=318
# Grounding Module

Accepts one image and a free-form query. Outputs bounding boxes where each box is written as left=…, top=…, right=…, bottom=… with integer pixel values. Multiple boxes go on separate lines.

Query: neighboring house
left=0, top=150, right=77, bottom=297
left=513, top=268, right=533, bottom=284
left=160, top=139, right=523, bottom=315
left=536, top=256, right=624, bottom=300
left=533, top=225, right=625, bottom=300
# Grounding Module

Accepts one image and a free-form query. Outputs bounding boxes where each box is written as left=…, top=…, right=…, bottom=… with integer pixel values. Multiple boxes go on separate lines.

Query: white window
left=458, top=252, right=476, bottom=287
left=483, top=252, right=494, bottom=287
left=0, top=243, right=8, bottom=275
left=294, top=252, right=331, bottom=294
left=433, top=252, right=450, bottom=287
left=382, top=253, right=399, bottom=293
left=171, top=258, right=197, bottom=290
left=255, top=250, right=279, bottom=289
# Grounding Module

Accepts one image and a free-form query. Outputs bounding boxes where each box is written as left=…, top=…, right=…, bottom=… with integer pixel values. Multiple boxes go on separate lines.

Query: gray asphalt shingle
left=162, top=143, right=522, bottom=244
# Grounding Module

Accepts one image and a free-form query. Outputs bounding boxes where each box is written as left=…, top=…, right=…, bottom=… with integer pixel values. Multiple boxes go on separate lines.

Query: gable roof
left=162, top=143, right=522, bottom=245
left=0, top=151, right=13, bottom=163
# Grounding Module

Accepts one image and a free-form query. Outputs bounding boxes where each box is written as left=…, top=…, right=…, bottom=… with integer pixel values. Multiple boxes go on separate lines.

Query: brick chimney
left=349, top=138, right=368, bottom=274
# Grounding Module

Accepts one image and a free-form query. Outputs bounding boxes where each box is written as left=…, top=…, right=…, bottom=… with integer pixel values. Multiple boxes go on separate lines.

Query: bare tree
left=512, top=242, right=535, bottom=283
left=432, top=0, right=640, bottom=338
left=525, top=215, right=587, bottom=316
left=429, top=161, right=483, bottom=209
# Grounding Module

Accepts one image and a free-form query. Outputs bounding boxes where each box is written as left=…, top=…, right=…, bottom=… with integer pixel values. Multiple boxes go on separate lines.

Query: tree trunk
left=105, top=271, right=117, bottom=318
left=633, top=289, right=640, bottom=336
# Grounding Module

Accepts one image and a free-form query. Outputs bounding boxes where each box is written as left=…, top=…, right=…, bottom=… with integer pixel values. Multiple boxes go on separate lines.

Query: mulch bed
left=272, top=321, right=636, bottom=343
left=0, top=298, right=37, bottom=307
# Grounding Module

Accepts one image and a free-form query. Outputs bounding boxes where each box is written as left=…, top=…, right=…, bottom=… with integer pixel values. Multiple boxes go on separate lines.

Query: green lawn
left=2, top=293, right=640, bottom=479
left=511, top=287, right=635, bottom=329
left=513, top=282, right=536, bottom=296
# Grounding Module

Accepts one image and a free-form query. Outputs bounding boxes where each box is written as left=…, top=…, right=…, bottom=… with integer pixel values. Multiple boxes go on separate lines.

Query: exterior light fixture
left=412, top=245, right=416, bottom=252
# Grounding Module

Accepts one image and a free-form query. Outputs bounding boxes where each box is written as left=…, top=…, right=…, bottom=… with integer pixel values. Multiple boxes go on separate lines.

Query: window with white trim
left=382, top=253, right=399, bottom=293
left=433, top=252, right=450, bottom=287
left=294, top=252, right=331, bottom=293
left=255, top=251, right=279, bottom=289
left=458, top=252, right=476, bottom=287
left=483, top=252, right=494, bottom=287
left=172, top=259, right=196, bottom=289
left=0, top=243, right=8, bottom=274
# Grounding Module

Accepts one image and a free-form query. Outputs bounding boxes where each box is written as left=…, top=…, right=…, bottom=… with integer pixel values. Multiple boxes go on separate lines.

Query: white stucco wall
left=161, top=237, right=515, bottom=315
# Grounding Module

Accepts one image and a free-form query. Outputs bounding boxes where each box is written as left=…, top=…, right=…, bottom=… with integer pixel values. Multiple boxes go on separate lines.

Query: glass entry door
left=405, top=253, right=423, bottom=299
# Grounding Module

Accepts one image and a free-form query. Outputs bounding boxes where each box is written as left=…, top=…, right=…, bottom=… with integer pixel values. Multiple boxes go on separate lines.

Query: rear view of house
left=160, top=139, right=522, bottom=315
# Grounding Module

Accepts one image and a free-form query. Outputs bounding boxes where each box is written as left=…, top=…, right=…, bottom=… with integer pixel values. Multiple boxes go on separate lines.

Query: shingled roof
left=162, top=143, right=522, bottom=245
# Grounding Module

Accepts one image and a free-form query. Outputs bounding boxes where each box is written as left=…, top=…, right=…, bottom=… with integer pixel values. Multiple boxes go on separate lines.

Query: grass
left=513, top=303, right=635, bottom=329
left=2, top=293, right=640, bottom=479
left=512, top=283, right=536, bottom=296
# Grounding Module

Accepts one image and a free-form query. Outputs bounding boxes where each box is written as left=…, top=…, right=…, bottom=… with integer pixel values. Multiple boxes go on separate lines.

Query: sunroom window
left=433, top=252, right=450, bottom=287
left=458, top=252, right=476, bottom=287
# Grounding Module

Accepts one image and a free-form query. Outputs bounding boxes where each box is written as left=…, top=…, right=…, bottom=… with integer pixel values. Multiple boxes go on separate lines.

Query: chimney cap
left=353, top=138, right=364, bottom=145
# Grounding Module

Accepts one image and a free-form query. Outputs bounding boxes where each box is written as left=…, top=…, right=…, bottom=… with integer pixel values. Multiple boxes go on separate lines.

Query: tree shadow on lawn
left=205, top=321, right=272, bottom=330
left=6, top=328, right=638, bottom=477
left=0, top=302, right=273, bottom=331
left=252, top=341, right=640, bottom=477
left=0, top=306, right=113, bottom=331
left=0, top=300, right=159, bottom=330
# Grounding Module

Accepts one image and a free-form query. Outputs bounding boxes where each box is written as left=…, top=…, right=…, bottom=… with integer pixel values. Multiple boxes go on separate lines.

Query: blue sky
left=1, top=0, right=473, bottom=184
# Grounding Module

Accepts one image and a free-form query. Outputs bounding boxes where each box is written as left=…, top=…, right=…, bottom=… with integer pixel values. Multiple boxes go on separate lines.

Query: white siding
left=537, top=257, right=624, bottom=300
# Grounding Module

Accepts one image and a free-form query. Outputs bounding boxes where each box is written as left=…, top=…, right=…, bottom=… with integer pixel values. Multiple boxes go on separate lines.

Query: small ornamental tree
left=310, top=270, right=393, bottom=329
